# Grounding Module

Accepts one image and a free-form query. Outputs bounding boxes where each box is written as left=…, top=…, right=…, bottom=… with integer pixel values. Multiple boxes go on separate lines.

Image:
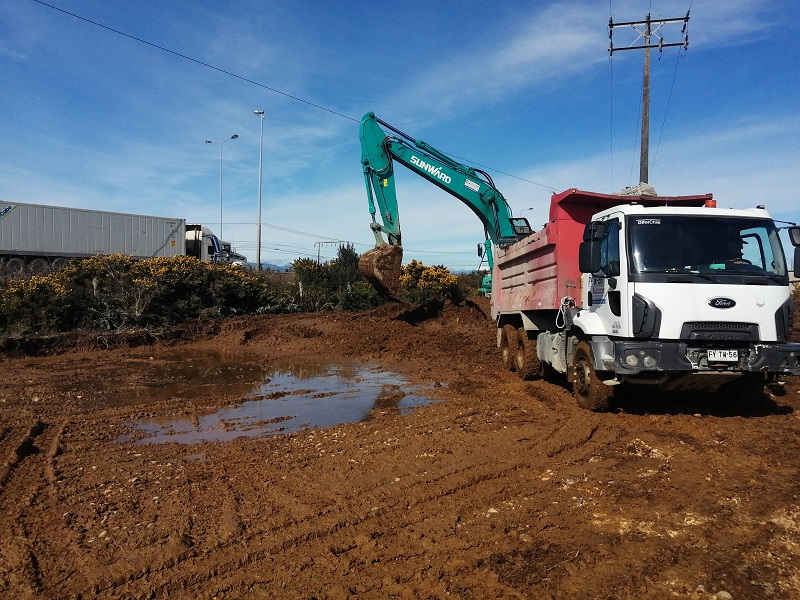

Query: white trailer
left=0, top=200, right=244, bottom=273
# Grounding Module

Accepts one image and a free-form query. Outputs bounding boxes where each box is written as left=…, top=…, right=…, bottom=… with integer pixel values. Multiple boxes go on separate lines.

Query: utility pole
left=609, top=12, right=689, bottom=184
left=314, top=241, right=343, bottom=264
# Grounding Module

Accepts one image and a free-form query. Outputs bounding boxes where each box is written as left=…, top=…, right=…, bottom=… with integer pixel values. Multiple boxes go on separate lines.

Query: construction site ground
left=1, top=297, right=799, bottom=599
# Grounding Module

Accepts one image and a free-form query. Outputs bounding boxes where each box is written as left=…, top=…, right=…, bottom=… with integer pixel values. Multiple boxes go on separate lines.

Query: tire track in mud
left=96, top=407, right=625, bottom=598
left=0, top=420, right=47, bottom=487
left=0, top=420, right=53, bottom=593
left=40, top=419, right=107, bottom=592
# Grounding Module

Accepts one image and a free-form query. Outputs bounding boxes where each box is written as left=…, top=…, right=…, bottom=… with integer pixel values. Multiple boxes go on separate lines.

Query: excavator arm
left=358, top=112, right=530, bottom=298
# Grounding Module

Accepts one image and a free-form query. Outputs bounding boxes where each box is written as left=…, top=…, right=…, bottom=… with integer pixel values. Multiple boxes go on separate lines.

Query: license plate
left=708, top=349, right=738, bottom=362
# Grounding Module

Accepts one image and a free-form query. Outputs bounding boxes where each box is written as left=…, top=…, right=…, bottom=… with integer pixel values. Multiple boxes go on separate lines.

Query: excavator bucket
left=358, top=244, right=403, bottom=300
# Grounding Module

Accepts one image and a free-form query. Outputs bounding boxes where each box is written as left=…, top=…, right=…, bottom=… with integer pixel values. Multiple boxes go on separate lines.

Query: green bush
left=0, top=249, right=387, bottom=336
left=399, top=260, right=463, bottom=304
left=0, top=255, right=274, bottom=335
left=0, top=249, right=482, bottom=337
left=292, top=244, right=382, bottom=312
left=455, top=270, right=486, bottom=297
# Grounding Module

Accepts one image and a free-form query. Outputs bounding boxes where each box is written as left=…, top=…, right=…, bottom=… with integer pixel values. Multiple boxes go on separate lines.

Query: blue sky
left=2, top=0, right=799, bottom=270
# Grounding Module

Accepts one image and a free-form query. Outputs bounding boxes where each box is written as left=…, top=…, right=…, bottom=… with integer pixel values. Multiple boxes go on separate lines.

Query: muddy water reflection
left=127, top=362, right=439, bottom=444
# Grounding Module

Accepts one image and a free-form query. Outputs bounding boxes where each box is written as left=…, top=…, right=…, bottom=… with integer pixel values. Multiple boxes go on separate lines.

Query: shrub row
left=0, top=246, right=481, bottom=336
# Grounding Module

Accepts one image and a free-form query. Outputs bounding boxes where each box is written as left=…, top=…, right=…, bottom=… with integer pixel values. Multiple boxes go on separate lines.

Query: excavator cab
left=510, top=218, right=533, bottom=236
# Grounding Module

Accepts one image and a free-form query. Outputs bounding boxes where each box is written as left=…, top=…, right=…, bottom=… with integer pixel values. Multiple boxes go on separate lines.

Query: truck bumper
left=592, top=338, right=800, bottom=376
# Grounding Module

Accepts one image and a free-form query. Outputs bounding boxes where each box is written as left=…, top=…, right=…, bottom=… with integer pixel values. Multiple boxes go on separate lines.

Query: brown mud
left=1, top=297, right=799, bottom=599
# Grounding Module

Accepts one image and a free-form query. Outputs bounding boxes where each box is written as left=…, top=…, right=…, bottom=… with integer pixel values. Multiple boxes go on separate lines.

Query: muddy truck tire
left=358, top=244, right=403, bottom=300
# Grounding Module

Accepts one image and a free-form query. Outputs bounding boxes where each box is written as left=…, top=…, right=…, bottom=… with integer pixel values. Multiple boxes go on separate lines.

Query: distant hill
left=250, top=262, right=292, bottom=271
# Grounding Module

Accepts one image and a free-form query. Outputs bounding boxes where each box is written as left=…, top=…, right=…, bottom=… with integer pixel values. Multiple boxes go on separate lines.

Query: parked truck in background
left=185, top=223, right=247, bottom=267
left=0, top=200, right=247, bottom=274
left=358, top=112, right=800, bottom=410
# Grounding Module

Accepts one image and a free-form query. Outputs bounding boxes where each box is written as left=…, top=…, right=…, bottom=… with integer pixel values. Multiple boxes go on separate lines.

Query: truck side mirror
left=788, top=226, right=800, bottom=247
left=579, top=240, right=601, bottom=273
left=795, top=246, right=800, bottom=279
left=579, top=221, right=607, bottom=273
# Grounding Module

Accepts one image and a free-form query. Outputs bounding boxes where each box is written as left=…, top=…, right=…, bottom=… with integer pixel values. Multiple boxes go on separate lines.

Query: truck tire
left=572, top=341, right=612, bottom=411
left=500, top=324, right=517, bottom=371
left=515, top=327, right=541, bottom=380
left=29, top=258, right=49, bottom=275
left=5, top=258, right=25, bottom=275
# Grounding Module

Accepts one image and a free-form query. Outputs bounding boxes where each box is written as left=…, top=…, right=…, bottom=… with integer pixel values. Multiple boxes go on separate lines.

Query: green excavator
left=357, top=112, right=532, bottom=299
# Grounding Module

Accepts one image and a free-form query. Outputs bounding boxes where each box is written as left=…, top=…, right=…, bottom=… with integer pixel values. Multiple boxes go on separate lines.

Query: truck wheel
left=572, top=341, right=612, bottom=411
left=29, top=258, right=49, bottom=275
left=500, top=324, right=517, bottom=371
left=515, top=327, right=541, bottom=380
left=5, top=258, right=25, bottom=275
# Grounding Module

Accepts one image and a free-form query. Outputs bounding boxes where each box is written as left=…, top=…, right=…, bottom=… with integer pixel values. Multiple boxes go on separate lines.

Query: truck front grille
left=679, top=322, right=758, bottom=342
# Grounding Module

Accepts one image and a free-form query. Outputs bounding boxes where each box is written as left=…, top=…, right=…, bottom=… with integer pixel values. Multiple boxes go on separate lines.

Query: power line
left=212, top=221, right=488, bottom=256
left=651, top=49, right=685, bottom=171
left=439, top=153, right=559, bottom=193
left=30, top=0, right=561, bottom=194
left=29, top=0, right=357, bottom=123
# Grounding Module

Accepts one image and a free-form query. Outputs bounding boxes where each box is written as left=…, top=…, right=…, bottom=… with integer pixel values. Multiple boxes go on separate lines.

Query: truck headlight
left=625, top=353, right=639, bottom=367
left=643, top=355, right=657, bottom=368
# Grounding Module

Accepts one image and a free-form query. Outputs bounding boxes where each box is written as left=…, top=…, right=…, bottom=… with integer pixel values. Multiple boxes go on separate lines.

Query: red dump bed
left=491, top=188, right=712, bottom=316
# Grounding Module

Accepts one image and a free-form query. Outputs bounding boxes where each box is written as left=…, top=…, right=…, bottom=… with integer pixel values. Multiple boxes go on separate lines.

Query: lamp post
left=205, top=134, right=239, bottom=239
left=254, top=110, right=265, bottom=270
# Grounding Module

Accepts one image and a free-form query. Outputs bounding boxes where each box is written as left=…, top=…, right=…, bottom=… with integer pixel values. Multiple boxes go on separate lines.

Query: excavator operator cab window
left=510, top=218, right=532, bottom=236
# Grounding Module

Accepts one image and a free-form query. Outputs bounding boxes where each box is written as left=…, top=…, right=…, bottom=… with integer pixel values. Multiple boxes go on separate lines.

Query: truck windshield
left=628, top=216, right=787, bottom=276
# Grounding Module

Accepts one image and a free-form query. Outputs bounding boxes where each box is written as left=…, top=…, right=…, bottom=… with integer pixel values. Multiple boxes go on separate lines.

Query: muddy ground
left=1, top=298, right=799, bottom=599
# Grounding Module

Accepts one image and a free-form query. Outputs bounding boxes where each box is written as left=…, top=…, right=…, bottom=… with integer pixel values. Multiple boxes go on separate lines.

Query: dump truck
left=358, top=112, right=800, bottom=410
left=0, top=200, right=247, bottom=274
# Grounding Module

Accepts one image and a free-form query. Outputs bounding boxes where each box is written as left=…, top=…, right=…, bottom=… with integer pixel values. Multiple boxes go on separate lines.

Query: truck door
left=585, top=216, right=631, bottom=337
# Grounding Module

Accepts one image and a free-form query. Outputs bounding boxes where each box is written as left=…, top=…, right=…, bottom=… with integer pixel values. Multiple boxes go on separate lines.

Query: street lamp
left=254, top=110, right=265, bottom=270
left=205, top=134, right=239, bottom=239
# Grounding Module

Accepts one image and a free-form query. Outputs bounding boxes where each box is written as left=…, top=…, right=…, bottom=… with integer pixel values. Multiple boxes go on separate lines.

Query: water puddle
left=123, top=361, right=441, bottom=444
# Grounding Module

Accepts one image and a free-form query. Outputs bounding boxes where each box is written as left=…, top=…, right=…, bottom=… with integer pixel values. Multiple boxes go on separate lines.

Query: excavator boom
left=358, top=112, right=530, bottom=298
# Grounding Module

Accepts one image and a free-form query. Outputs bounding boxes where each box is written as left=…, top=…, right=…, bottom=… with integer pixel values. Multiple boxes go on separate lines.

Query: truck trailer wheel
left=5, top=258, right=25, bottom=275
left=500, top=325, right=517, bottom=371
left=29, top=259, right=49, bottom=275
left=515, top=327, right=541, bottom=380
left=572, top=341, right=612, bottom=411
